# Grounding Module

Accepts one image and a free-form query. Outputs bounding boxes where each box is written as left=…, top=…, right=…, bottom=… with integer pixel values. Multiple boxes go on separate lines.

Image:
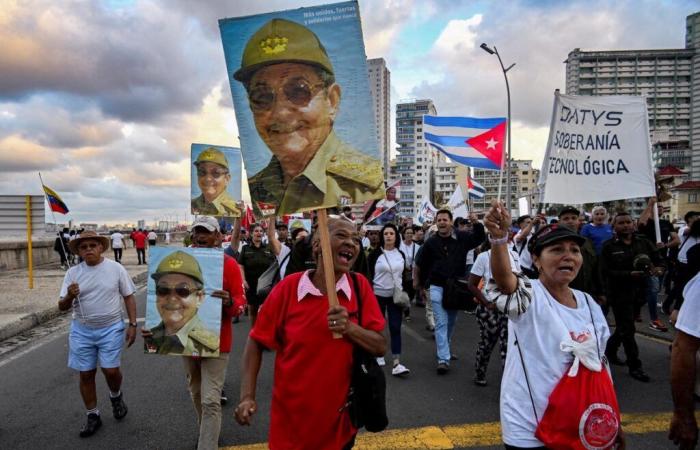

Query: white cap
left=190, top=216, right=219, bottom=232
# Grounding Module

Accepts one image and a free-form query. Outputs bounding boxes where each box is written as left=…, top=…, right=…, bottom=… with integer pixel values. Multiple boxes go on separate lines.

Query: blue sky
left=0, top=0, right=696, bottom=225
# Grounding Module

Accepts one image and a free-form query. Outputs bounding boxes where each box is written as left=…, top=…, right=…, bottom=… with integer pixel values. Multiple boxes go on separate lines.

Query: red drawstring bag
left=535, top=365, right=620, bottom=450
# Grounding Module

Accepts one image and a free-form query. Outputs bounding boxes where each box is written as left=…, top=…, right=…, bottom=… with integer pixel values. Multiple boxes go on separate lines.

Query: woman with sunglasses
left=483, top=201, right=623, bottom=450
left=235, top=217, right=385, bottom=449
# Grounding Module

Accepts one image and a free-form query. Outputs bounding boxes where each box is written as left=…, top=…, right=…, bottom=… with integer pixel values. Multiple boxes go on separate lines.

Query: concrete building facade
left=565, top=12, right=700, bottom=178
left=368, top=58, right=391, bottom=179
left=396, top=99, right=439, bottom=216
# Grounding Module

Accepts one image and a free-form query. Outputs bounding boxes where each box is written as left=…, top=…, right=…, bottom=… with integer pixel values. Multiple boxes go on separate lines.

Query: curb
left=0, top=270, right=148, bottom=342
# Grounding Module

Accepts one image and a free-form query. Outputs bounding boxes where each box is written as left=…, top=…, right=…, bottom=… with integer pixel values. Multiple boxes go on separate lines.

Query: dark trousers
left=474, top=304, right=508, bottom=379
left=136, top=248, right=146, bottom=264
left=377, top=295, right=403, bottom=356
left=605, top=298, right=641, bottom=370
left=112, top=248, right=122, bottom=263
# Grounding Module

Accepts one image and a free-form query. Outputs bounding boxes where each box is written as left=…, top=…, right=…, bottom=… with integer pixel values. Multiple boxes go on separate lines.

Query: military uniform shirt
left=191, top=191, right=241, bottom=217
left=248, top=131, right=384, bottom=215
left=145, top=315, right=220, bottom=357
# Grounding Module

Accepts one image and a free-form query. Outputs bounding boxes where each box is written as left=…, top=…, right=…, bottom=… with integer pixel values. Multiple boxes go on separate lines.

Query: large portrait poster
left=191, top=143, right=243, bottom=217
left=144, top=247, right=223, bottom=357
left=219, top=1, right=384, bottom=216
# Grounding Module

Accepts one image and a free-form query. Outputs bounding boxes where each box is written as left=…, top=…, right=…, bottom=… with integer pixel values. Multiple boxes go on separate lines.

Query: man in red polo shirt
left=235, top=218, right=386, bottom=449
left=143, top=216, right=245, bottom=450
left=132, top=229, right=148, bottom=265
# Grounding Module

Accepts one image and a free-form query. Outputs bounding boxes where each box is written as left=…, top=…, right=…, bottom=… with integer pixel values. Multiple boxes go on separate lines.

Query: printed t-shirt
left=489, top=278, right=610, bottom=448
left=676, top=273, right=700, bottom=338
left=60, top=258, right=135, bottom=328
left=133, top=232, right=147, bottom=249
left=250, top=271, right=385, bottom=450
left=110, top=232, right=124, bottom=249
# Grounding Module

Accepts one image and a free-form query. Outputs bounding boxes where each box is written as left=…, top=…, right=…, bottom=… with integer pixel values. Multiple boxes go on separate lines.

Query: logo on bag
left=579, top=403, right=618, bottom=450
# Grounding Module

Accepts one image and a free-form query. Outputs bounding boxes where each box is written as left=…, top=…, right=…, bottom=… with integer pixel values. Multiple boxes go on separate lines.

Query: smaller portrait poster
left=219, top=0, right=384, bottom=216
left=191, top=143, right=243, bottom=217
left=144, top=247, right=223, bottom=357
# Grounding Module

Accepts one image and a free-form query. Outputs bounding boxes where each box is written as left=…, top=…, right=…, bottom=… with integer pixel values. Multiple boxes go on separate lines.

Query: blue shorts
left=68, top=320, right=125, bottom=371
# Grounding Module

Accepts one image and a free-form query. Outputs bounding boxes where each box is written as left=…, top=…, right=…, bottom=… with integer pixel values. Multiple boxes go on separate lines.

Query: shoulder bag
left=256, top=252, right=290, bottom=299
left=345, top=273, right=389, bottom=432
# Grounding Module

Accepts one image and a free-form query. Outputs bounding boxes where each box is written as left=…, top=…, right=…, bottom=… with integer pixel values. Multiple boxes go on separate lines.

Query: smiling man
left=234, top=18, right=384, bottom=215
left=191, top=147, right=241, bottom=217
left=58, top=231, right=137, bottom=438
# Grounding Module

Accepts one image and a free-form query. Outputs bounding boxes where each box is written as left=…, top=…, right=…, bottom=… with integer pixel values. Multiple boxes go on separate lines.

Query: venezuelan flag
left=42, top=185, right=69, bottom=214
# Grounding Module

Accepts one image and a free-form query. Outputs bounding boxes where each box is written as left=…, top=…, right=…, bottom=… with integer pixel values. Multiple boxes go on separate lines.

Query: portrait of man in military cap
left=191, top=144, right=242, bottom=217
left=144, top=248, right=224, bottom=357
left=220, top=3, right=384, bottom=216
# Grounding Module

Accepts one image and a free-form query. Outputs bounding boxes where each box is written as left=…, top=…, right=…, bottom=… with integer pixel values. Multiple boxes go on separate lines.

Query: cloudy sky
left=1, top=0, right=696, bottom=225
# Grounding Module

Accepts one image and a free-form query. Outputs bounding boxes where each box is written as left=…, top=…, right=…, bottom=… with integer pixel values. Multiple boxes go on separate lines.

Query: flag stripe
left=429, top=144, right=501, bottom=170
left=42, top=184, right=69, bottom=214
left=423, top=133, right=473, bottom=147
left=423, top=115, right=506, bottom=129
left=423, top=124, right=493, bottom=138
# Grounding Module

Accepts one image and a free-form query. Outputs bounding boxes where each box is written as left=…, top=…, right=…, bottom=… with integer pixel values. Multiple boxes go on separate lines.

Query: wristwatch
left=128, top=322, right=137, bottom=328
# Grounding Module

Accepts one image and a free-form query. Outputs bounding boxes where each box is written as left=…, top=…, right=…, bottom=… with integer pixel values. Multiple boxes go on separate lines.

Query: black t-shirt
left=238, top=243, right=274, bottom=292
left=638, top=219, right=674, bottom=258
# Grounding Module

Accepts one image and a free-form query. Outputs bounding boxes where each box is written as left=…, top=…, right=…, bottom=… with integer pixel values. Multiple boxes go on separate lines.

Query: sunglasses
left=197, top=168, right=229, bottom=179
left=156, top=284, right=199, bottom=298
left=78, top=243, right=100, bottom=251
left=248, top=79, right=326, bottom=111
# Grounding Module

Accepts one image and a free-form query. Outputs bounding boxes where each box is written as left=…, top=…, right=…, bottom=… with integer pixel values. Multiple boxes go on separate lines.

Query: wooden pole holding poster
left=316, top=209, right=342, bottom=339
left=26, top=195, right=34, bottom=289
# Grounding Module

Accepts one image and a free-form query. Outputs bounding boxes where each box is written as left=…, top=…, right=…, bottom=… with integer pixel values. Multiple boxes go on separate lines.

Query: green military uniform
left=145, top=315, right=220, bottom=357
left=147, top=251, right=220, bottom=357
left=191, top=191, right=241, bottom=217
left=233, top=19, right=384, bottom=216
left=248, top=131, right=384, bottom=215
left=192, top=147, right=241, bottom=217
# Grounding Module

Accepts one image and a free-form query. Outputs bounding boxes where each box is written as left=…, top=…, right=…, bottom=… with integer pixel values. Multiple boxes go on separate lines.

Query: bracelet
left=488, top=236, right=509, bottom=246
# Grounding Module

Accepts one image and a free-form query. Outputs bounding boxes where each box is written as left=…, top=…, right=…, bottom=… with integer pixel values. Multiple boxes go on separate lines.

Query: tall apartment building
left=368, top=58, right=391, bottom=179
left=472, top=160, right=540, bottom=215
left=396, top=99, right=438, bottom=216
left=565, top=12, right=699, bottom=178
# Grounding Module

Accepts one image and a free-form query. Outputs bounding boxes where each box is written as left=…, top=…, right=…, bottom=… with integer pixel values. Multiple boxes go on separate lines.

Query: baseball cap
left=190, top=216, right=219, bottom=232
left=528, top=224, right=586, bottom=255
left=558, top=206, right=580, bottom=218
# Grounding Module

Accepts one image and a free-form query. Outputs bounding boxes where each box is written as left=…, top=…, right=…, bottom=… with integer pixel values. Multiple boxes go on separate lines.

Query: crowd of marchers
left=54, top=199, right=700, bottom=449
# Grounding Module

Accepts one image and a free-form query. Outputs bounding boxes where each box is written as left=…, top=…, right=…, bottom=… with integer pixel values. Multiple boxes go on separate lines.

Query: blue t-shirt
left=581, top=223, right=613, bottom=255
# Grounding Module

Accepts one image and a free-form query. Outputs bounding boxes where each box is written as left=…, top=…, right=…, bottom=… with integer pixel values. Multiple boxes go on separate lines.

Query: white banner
left=415, top=198, right=438, bottom=225
left=447, top=186, right=469, bottom=219
left=518, top=197, right=529, bottom=217
left=538, top=93, right=655, bottom=204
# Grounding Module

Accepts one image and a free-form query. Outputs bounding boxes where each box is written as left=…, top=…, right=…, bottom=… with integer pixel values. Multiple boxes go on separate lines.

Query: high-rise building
left=472, top=160, right=540, bottom=216
left=565, top=12, right=699, bottom=178
left=368, top=58, right=391, bottom=179
left=396, top=99, right=438, bottom=216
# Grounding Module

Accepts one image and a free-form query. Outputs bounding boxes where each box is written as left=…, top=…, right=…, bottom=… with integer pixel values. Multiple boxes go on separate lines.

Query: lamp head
left=480, top=43, right=495, bottom=54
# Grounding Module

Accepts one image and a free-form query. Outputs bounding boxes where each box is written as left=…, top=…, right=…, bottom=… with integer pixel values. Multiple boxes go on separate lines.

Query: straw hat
left=68, top=231, right=110, bottom=254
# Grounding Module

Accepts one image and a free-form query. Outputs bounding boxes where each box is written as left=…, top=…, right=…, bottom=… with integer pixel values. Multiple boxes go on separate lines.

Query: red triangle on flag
left=466, top=121, right=506, bottom=169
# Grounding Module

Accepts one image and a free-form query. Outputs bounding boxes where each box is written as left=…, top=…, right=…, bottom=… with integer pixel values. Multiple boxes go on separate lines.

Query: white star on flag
left=485, top=138, right=498, bottom=150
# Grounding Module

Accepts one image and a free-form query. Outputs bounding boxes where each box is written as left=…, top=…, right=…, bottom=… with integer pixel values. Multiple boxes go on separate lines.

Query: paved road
left=0, top=284, right=681, bottom=449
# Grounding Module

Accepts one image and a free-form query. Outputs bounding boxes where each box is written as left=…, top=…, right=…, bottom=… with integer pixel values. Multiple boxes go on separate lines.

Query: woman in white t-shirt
left=367, top=223, right=410, bottom=376
left=483, top=202, right=622, bottom=450
left=399, top=227, right=420, bottom=318
left=468, top=238, right=520, bottom=387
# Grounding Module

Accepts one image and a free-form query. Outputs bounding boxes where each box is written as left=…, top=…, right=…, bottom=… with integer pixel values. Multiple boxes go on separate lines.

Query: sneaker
left=649, top=320, right=668, bottom=332
left=392, top=363, right=410, bottom=376
left=220, top=389, right=228, bottom=405
left=629, top=368, right=650, bottom=382
left=79, top=413, right=102, bottom=438
left=473, top=376, right=487, bottom=387
left=376, top=357, right=386, bottom=367
left=110, top=393, right=128, bottom=420
left=436, top=362, right=449, bottom=375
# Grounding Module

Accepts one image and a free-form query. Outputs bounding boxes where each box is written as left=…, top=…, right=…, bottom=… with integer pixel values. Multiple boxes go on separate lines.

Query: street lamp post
left=480, top=43, right=515, bottom=212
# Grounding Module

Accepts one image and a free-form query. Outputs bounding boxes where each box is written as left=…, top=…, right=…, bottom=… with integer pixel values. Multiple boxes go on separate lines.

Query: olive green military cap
left=151, top=251, right=204, bottom=285
left=194, top=147, right=229, bottom=170
left=233, top=18, right=334, bottom=82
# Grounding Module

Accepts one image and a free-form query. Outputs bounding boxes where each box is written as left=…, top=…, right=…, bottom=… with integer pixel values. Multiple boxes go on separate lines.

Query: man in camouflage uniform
left=191, top=147, right=241, bottom=217
left=146, top=251, right=220, bottom=357
left=233, top=18, right=384, bottom=215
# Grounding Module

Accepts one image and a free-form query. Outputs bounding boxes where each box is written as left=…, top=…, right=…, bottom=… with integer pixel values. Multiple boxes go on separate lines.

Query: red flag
left=466, top=121, right=506, bottom=169
left=241, top=205, right=255, bottom=229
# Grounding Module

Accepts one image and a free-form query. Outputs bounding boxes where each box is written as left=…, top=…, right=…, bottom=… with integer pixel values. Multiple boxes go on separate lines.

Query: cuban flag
left=467, top=175, right=486, bottom=199
left=423, top=115, right=507, bottom=170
